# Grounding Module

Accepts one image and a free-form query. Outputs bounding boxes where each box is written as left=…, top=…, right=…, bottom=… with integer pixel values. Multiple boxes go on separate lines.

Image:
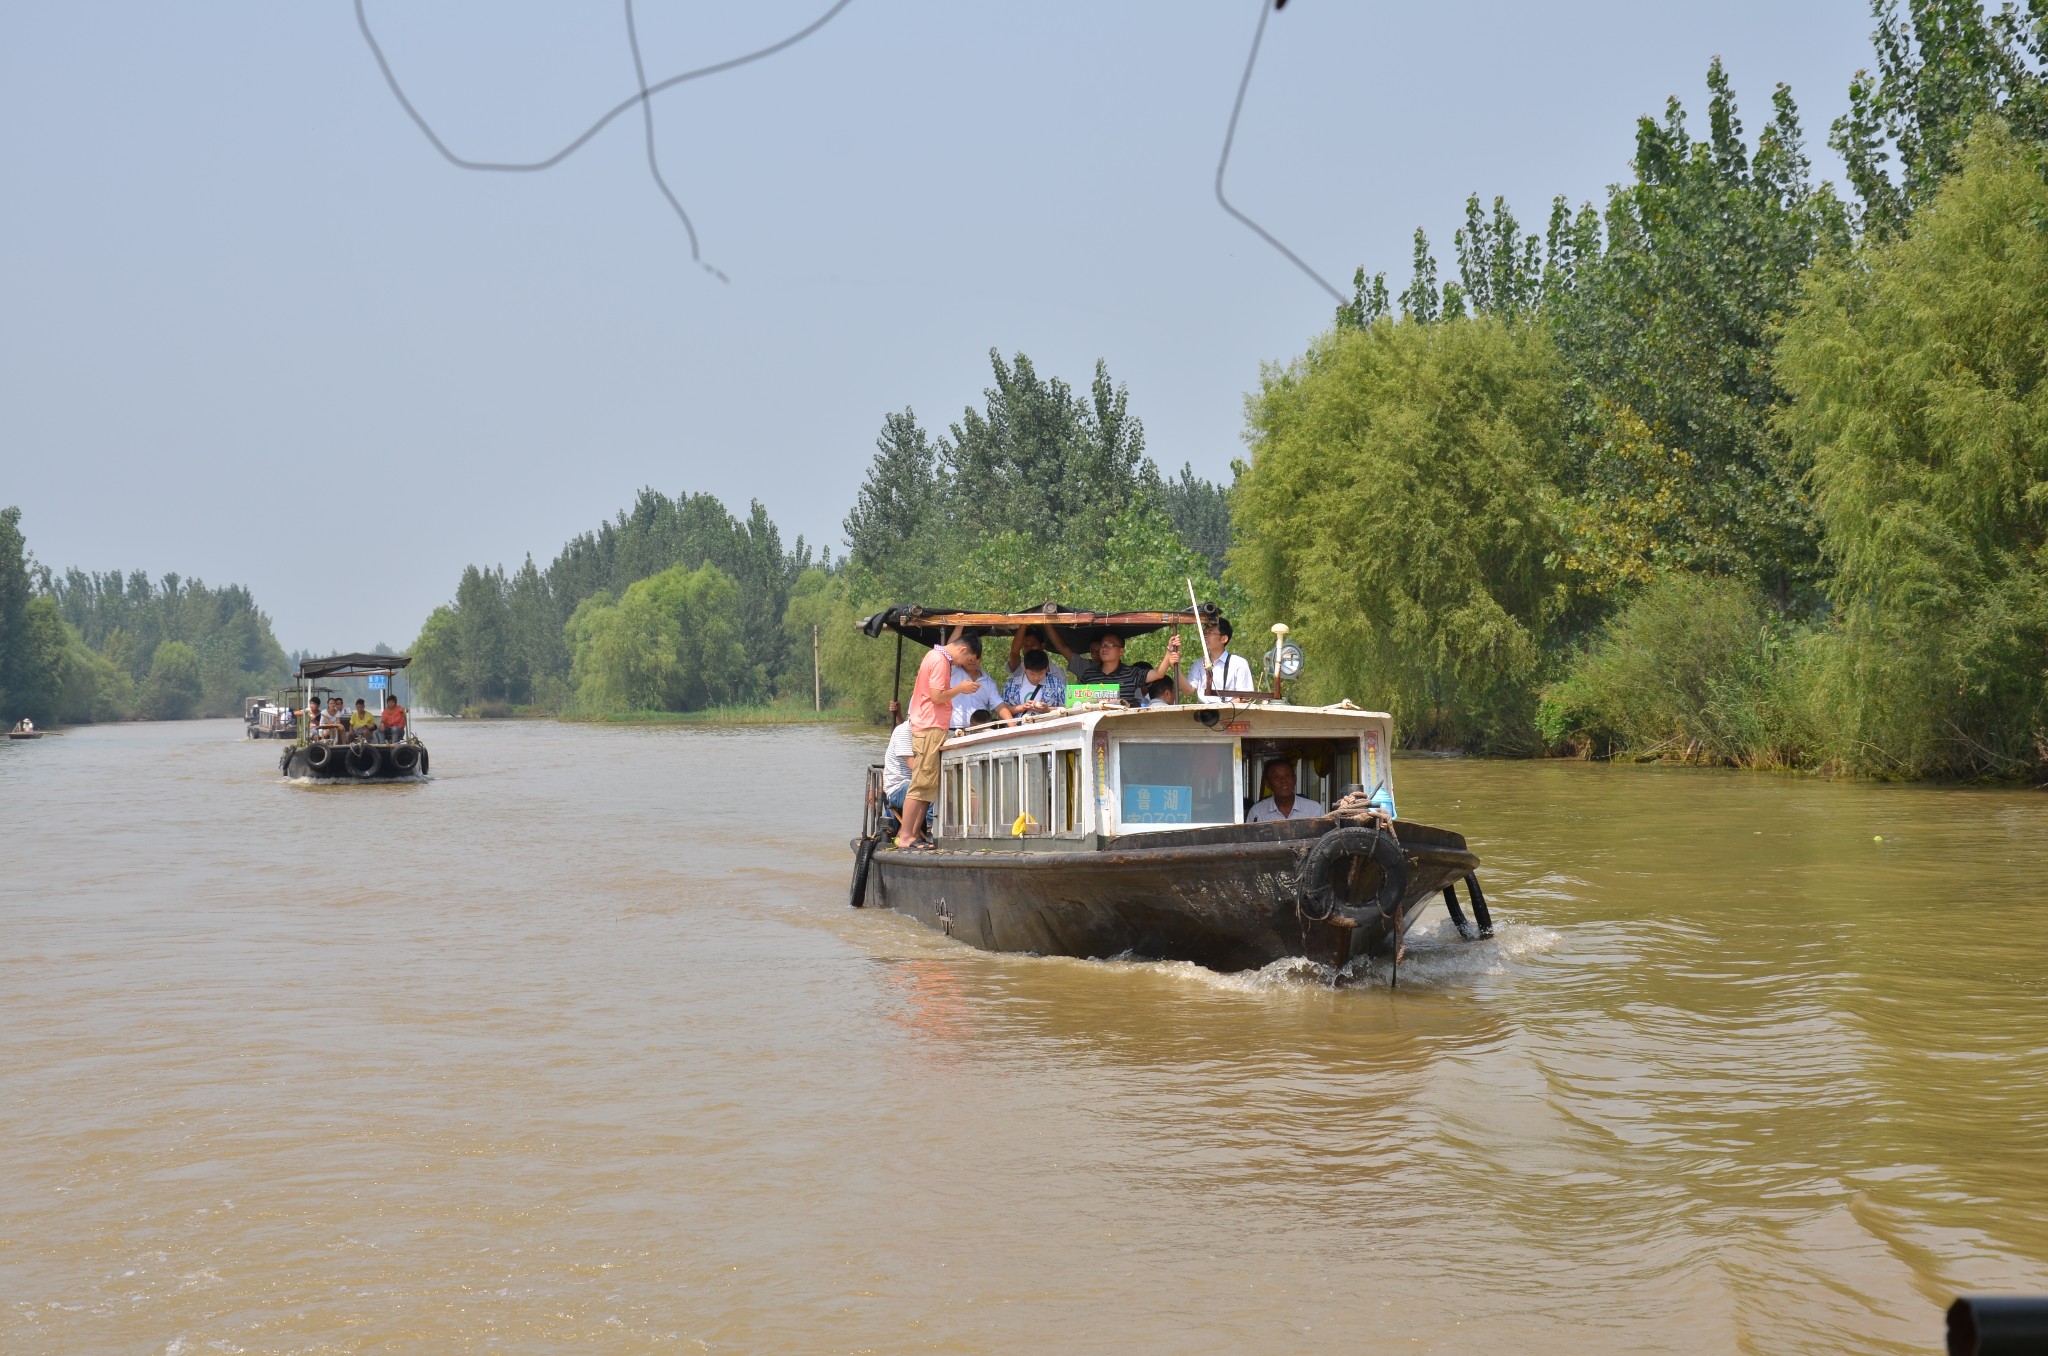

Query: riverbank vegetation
left=1239, top=2, right=2048, bottom=781
left=400, top=0, right=2048, bottom=781
left=0, top=507, right=290, bottom=725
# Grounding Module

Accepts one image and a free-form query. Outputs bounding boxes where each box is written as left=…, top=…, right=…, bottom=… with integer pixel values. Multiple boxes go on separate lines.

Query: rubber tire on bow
left=346, top=743, right=381, bottom=779
left=849, top=833, right=882, bottom=908
left=304, top=742, right=337, bottom=776
left=389, top=742, right=421, bottom=774
left=1297, top=825, right=1409, bottom=925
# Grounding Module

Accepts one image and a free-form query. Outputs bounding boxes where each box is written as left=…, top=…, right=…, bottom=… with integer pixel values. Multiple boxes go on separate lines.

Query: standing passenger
left=895, top=633, right=981, bottom=851
left=1059, top=631, right=1177, bottom=707
left=1190, top=616, right=1255, bottom=702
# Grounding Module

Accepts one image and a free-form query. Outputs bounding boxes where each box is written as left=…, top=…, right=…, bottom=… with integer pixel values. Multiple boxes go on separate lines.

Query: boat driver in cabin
left=1247, top=758, right=1324, bottom=823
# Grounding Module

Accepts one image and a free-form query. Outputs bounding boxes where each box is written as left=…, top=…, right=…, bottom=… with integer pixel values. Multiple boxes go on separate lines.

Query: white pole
left=813, top=624, right=822, bottom=712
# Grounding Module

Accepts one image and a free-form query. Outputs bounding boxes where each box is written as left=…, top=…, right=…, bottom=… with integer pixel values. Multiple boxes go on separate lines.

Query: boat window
left=941, top=763, right=964, bottom=835
left=1245, top=739, right=1361, bottom=814
left=995, top=756, right=1019, bottom=833
left=1058, top=750, right=1080, bottom=833
left=967, top=759, right=990, bottom=835
left=1116, top=741, right=1237, bottom=827
left=1021, top=752, right=1051, bottom=836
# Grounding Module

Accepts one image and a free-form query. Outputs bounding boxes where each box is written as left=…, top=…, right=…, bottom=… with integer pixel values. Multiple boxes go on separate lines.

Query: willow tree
left=1780, top=124, right=2048, bottom=777
left=1233, top=316, right=1577, bottom=752
left=565, top=562, right=748, bottom=714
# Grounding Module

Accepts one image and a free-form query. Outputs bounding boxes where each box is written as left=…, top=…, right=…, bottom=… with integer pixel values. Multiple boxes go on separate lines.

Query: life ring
left=1297, top=825, right=1409, bottom=926
left=346, top=743, right=381, bottom=779
left=389, top=742, right=421, bottom=773
left=304, top=743, right=337, bottom=775
left=849, top=833, right=882, bottom=908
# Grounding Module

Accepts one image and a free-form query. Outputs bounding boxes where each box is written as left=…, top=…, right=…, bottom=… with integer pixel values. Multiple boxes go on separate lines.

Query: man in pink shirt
left=896, top=632, right=981, bottom=850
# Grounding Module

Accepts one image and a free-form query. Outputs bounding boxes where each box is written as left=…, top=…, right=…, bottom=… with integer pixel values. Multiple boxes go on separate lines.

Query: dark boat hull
left=865, top=818, right=1478, bottom=972
left=280, top=742, right=428, bottom=781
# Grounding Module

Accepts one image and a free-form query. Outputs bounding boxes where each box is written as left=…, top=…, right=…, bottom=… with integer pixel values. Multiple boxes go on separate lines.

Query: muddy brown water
left=2, top=718, right=2044, bottom=1353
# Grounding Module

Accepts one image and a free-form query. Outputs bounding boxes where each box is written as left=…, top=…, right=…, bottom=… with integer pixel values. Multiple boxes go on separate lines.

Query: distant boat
left=848, top=605, right=1494, bottom=979
left=8, top=719, right=42, bottom=740
left=277, top=654, right=430, bottom=781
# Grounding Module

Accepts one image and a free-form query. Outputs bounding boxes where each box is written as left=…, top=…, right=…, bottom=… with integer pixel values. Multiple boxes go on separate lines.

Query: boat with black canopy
left=278, top=653, right=429, bottom=781
left=848, top=604, right=1494, bottom=979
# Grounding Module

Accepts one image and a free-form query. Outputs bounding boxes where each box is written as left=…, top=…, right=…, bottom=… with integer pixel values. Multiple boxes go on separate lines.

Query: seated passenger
left=880, top=718, right=933, bottom=837
left=1143, top=675, right=1178, bottom=708
left=323, top=697, right=348, bottom=739
left=948, top=635, right=1016, bottom=729
left=377, top=694, right=408, bottom=743
left=1247, top=758, right=1324, bottom=823
left=1001, top=648, right=1067, bottom=713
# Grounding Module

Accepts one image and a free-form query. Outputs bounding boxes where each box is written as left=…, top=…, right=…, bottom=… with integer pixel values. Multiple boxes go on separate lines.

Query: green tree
left=938, top=351, right=1154, bottom=551
left=1780, top=123, right=2048, bottom=777
left=0, top=507, right=64, bottom=722
left=1550, top=62, right=1852, bottom=603
left=844, top=411, right=939, bottom=576
left=140, top=640, right=204, bottom=720
left=566, top=563, right=748, bottom=713
left=1831, top=0, right=2048, bottom=235
left=1234, top=316, right=1577, bottom=751
left=1159, top=463, right=1233, bottom=578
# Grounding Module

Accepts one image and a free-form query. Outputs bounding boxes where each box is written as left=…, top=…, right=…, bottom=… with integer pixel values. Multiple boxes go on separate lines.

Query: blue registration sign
left=1122, top=784, right=1194, bottom=824
left=368, top=674, right=388, bottom=690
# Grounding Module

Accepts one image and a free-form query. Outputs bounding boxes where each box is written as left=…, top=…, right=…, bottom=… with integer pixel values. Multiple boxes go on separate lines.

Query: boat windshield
left=1117, top=741, right=1237, bottom=827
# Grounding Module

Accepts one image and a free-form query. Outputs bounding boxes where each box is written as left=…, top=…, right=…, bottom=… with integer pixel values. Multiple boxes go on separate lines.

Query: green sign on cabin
left=1065, top=683, right=1121, bottom=708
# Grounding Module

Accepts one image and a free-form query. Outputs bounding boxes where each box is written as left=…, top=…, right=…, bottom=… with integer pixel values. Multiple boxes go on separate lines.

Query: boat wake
left=1111, top=914, right=1560, bottom=994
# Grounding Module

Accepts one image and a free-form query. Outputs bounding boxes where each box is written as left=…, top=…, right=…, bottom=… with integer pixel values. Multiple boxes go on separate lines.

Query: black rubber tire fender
left=346, top=743, right=381, bottom=779
left=304, top=743, right=337, bottom=775
left=418, top=747, right=429, bottom=777
left=1297, top=825, right=1409, bottom=925
left=390, top=742, right=421, bottom=773
left=849, top=833, right=882, bottom=908
left=279, top=747, right=295, bottom=776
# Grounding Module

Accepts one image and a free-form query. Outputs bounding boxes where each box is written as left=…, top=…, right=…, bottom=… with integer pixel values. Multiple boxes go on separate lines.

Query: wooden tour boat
left=8, top=719, right=43, bottom=740
left=278, top=653, right=429, bottom=781
left=849, top=605, right=1493, bottom=979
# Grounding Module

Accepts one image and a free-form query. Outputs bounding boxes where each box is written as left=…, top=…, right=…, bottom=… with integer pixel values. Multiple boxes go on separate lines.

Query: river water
left=2, top=718, right=2044, bottom=1353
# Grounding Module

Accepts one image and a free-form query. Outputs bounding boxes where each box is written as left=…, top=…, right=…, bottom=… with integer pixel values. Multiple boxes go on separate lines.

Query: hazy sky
left=2, top=1, right=1876, bottom=653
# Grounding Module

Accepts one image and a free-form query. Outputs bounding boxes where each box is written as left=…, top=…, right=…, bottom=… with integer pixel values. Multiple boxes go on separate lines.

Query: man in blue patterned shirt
left=1001, top=647, right=1067, bottom=713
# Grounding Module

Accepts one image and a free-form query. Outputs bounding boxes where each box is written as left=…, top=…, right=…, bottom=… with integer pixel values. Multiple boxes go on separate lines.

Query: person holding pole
left=895, top=631, right=981, bottom=851
left=1191, top=615, right=1255, bottom=702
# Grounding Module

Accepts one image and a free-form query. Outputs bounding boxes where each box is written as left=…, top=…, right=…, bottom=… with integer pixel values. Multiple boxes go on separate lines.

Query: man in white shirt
left=882, top=719, right=915, bottom=809
left=1190, top=616, right=1256, bottom=703
left=1247, top=759, right=1323, bottom=823
left=947, top=635, right=1015, bottom=728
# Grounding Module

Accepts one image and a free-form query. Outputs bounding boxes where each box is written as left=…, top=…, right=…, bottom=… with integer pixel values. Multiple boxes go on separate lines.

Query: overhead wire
left=621, top=0, right=724, bottom=280
left=351, top=0, right=856, bottom=275
left=1214, top=0, right=1343, bottom=304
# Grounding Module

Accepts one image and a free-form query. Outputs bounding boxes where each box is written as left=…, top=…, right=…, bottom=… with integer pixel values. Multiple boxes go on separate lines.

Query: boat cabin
left=931, top=703, right=1395, bottom=846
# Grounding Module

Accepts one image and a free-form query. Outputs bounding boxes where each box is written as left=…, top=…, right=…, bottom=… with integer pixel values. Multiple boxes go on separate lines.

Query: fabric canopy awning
left=856, top=601, right=1221, bottom=651
left=295, top=653, right=413, bottom=680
